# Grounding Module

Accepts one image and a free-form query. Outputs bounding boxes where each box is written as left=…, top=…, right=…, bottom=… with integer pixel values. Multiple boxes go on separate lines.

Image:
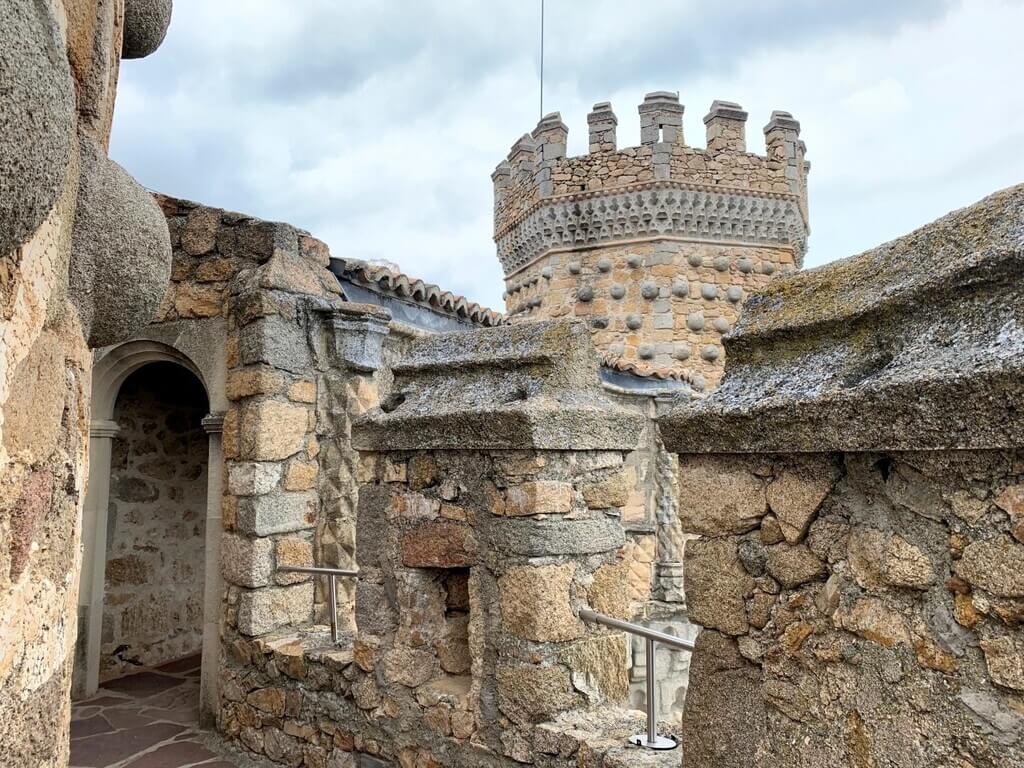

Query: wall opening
left=100, top=361, right=209, bottom=681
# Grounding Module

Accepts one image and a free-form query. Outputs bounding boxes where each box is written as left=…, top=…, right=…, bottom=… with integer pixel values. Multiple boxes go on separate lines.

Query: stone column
left=74, top=418, right=120, bottom=699
left=353, top=320, right=647, bottom=763
left=199, top=412, right=224, bottom=727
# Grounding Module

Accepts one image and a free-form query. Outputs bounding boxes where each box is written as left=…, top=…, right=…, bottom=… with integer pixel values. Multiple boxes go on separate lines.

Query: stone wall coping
left=353, top=320, right=646, bottom=451
left=660, top=185, right=1024, bottom=454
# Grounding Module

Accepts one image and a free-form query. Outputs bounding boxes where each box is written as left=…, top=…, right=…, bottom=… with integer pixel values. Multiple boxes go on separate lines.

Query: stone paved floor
left=69, top=655, right=257, bottom=768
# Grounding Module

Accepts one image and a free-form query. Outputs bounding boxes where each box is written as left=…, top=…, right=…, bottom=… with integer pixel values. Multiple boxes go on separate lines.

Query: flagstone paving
left=69, top=656, right=259, bottom=768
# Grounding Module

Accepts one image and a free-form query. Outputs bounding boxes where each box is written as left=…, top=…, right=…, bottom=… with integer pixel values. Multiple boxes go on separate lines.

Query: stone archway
left=75, top=341, right=225, bottom=725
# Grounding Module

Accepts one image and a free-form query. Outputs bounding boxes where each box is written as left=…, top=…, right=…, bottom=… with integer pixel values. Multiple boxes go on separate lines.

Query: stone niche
left=661, top=185, right=1024, bottom=767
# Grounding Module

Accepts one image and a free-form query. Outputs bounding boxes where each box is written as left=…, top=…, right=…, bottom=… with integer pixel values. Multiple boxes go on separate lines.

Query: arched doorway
left=75, top=341, right=225, bottom=726
left=101, top=362, right=208, bottom=679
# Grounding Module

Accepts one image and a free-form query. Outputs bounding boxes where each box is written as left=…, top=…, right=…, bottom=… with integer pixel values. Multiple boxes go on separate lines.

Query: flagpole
left=540, top=0, right=545, bottom=119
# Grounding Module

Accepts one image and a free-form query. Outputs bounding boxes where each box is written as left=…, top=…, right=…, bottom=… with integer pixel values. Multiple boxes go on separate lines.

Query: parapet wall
left=493, top=93, right=809, bottom=278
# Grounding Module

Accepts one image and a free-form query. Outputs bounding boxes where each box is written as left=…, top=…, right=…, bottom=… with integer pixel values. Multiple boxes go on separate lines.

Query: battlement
left=493, top=92, right=809, bottom=277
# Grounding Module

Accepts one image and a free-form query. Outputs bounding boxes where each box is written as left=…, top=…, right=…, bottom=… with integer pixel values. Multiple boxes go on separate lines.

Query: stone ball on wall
left=672, top=343, right=691, bottom=360
left=714, top=256, right=730, bottom=272
left=701, top=344, right=720, bottom=361
left=737, top=257, right=754, bottom=274
left=687, top=253, right=703, bottom=268
left=686, top=312, right=705, bottom=331
left=577, top=285, right=594, bottom=302
left=727, top=286, right=744, bottom=303
left=568, top=261, right=582, bottom=275
left=626, top=253, right=643, bottom=268
left=713, top=317, right=731, bottom=333
left=638, top=344, right=655, bottom=360
left=541, top=266, right=553, bottom=279
left=626, top=314, right=643, bottom=330
left=762, top=262, right=776, bottom=275
left=701, top=284, right=719, bottom=300
left=122, top=0, right=174, bottom=59
left=671, top=279, right=689, bottom=298
left=0, top=0, right=75, bottom=258
left=610, top=283, right=625, bottom=299
left=597, top=257, right=612, bottom=273
left=640, top=280, right=659, bottom=300
left=69, top=137, right=172, bottom=348
left=591, top=316, right=609, bottom=329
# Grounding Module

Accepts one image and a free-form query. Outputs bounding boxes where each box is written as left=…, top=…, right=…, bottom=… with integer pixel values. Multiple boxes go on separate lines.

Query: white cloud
left=111, top=0, right=1024, bottom=309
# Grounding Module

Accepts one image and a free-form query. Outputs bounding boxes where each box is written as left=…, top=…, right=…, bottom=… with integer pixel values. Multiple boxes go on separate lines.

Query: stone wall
left=0, top=1, right=173, bottom=764
left=661, top=186, right=1024, bottom=766
left=217, top=320, right=682, bottom=768
left=102, top=362, right=208, bottom=679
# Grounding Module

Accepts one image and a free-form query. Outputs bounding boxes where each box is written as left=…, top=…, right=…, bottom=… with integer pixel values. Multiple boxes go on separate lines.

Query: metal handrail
left=277, top=566, right=358, bottom=645
left=580, top=608, right=691, bottom=751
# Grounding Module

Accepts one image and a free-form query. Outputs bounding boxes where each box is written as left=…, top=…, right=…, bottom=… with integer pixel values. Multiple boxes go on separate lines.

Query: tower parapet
left=492, top=91, right=810, bottom=388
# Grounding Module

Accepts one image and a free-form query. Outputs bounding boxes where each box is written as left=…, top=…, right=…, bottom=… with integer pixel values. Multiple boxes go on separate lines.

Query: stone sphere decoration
left=640, top=280, right=659, bottom=300
left=0, top=0, right=75, bottom=258
left=737, top=257, right=754, bottom=274
left=638, top=343, right=655, bottom=360
left=701, top=283, right=719, bottom=300
left=673, top=343, right=691, bottom=360
left=591, top=316, right=610, bottom=329
left=671, top=279, right=689, bottom=298
left=541, top=266, right=553, bottom=279
left=762, top=261, right=776, bottom=275
left=727, top=286, right=744, bottom=303
left=626, top=253, right=643, bottom=268
left=686, top=312, right=705, bottom=331
left=597, top=257, right=613, bottom=273
left=713, top=317, right=731, bottom=333
left=687, top=253, right=703, bottom=268
left=610, top=283, right=626, bottom=299
left=69, top=138, right=173, bottom=348
left=701, top=344, right=721, bottom=361
left=122, top=0, right=174, bottom=59
left=714, top=256, right=730, bottom=272
left=568, top=261, right=582, bottom=275
left=626, top=314, right=643, bottom=330
left=577, top=285, right=594, bottom=302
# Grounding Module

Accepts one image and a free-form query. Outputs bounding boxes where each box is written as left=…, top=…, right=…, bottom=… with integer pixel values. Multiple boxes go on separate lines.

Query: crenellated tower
left=492, top=92, right=810, bottom=389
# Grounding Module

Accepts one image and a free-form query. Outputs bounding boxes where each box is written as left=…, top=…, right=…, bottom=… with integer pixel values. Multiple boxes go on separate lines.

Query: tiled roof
left=333, top=258, right=504, bottom=328
left=599, top=351, right=703, bottom=387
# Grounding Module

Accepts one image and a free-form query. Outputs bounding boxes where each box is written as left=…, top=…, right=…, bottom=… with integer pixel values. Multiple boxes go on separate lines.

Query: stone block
left=221, top=533, right=274, bottom=588
left=283, top=460, right=318, bottom=491
left=848, top=527, right=934, bottom=591
left=401, top=522, right=474, bottom=568
left=495, top=663, right=580, bottom=725
left=236, top=583, right=314, bottom=636
left=766, top=458, right=835, bottom=543
left=587, top=559, right=632, bottom=621
left=955, top=535, right=1024, bottom=597
left=765, top=543, right=826, bottom=589
left=499, top=564, right=582, bottom=641
left=684, top=538, right=753, bottom=636
left=238, top=315, right=310, bottom=373
left=381, top=646, right=436, bottom=687
left=239, top=399, right=309, bottom=461
left=288, top=379, right=317, bottom=403
left=236, top=493, right=314, bottom=536
left=275, top=536, right=314, bottom=584
left=488, top=517, right=624, bottom=557
left=980, top=636, right=1024, bottom=691
left=560, top=634, right=629, bottom=704
left=581, top=469, right=633, bottom=509
left=226, top=366, right=286, bottom=400
left=677, top=455, right=766, bottom=535
left=504, top=481, right=572, bottom=516
left=228, top=461, right=283, bottom=496
left=835, top=597, right=909, bottom=647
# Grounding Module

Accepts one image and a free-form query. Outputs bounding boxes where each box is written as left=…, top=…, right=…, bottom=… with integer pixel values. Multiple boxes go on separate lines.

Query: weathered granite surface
left=353, top=320, right=646, bottom=452
left=661, top=185, right=1024, bottom=453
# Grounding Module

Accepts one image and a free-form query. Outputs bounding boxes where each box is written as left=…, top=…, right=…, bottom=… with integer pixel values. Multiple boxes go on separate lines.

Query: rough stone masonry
left=0, top=1, right=174, bottom=765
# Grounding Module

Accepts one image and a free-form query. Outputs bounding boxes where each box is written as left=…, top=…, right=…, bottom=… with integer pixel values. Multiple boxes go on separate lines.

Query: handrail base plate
left=629, top=734, right=678, bottom=751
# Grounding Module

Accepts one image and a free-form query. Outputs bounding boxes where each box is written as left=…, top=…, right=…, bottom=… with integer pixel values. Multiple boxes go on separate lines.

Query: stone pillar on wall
left=352, top=320, right=650, bottom=764
left=199, top=412, right=225, bottom=727
left=75, top=419, right=121, bottom=699
left=659, top=186, right=1024, bottom=767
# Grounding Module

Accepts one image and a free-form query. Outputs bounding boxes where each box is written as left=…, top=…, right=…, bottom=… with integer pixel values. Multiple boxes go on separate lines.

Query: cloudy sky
left=111, top=0, right=1024, bottom=310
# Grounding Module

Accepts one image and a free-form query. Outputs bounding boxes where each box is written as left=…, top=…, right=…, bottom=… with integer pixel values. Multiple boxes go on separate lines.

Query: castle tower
left=492, top=92, right=810, bottom=389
